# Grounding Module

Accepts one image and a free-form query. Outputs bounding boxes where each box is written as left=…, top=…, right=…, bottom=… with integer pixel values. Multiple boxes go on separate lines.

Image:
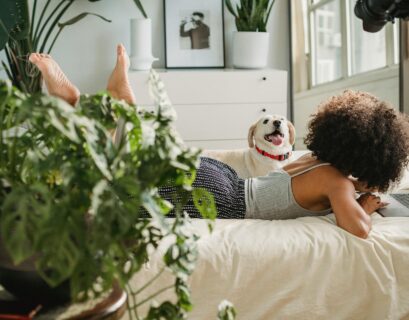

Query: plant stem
left=8, top=44, right=28, bottom=92
left=126, top=284, right=140, bottom=320
left=1, top=61, right=13, bottom=82
left=39, top=0, right=74, bottom=53
left=33, top=0, right=66, bottom=50
left=132, top=266, right=165, bottom=296
left=4, top=47, right=16, bottom=81
left=33, top=0, right=52, bottom=47
left=30, top=0, right=38, bottom=40
left=134, top=284, right=174, bottom=308
left=126, top=294, right=136, bottom=320
left=47, top=28, right=63, bottom=54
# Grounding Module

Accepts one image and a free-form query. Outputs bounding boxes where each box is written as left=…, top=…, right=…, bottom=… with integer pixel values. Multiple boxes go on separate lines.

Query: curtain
left=291, top=0, right=309, bottom=93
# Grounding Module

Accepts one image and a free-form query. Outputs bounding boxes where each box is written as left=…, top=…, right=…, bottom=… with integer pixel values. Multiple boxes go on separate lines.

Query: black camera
left=354, top=0, right=409, bottom=32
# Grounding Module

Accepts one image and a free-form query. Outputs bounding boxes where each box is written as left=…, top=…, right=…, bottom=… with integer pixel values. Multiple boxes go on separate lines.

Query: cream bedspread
left=128, top=214, right=409, bottom=320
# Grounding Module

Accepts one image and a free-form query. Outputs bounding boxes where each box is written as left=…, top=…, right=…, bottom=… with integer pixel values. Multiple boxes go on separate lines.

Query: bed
left=127, top=151, right=409, bottom=320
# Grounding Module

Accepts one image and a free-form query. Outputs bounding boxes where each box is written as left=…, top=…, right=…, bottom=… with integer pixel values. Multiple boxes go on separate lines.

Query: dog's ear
left=288, top=121, right=296, bottom=145
left=247, top=121, right=258, bottom=148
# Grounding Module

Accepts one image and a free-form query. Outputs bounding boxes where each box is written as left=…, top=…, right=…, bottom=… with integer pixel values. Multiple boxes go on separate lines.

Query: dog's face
left=248, top=114, right=296, bottom=154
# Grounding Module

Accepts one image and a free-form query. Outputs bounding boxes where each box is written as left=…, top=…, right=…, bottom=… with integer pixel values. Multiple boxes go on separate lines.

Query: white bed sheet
left=128, top=214, right=409, bottom=320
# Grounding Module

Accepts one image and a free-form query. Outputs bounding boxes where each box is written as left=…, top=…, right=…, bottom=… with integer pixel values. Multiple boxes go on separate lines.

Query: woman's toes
left=117, top=44, right=125, bottom=56
left=29, top=53, right=41, bottom=64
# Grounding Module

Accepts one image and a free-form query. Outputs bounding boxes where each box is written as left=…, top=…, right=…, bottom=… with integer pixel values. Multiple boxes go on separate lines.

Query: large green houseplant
left=0, top=0, right=110, bottom=94
left=0, top=70, right=236, bottom=319
left=224, top=0, right=276, bottom=69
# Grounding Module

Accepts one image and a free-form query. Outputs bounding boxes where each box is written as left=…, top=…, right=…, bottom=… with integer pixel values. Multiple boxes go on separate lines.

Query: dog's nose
left=273, top=120, right=281, bottom=127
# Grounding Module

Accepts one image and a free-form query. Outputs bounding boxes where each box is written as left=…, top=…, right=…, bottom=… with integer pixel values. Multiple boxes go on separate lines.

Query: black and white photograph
left=164, top=0, right=225, bottom=68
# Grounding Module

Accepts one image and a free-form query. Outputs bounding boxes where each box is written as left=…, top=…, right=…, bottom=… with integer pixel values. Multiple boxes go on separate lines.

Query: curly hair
left=304, top=90, right=409, bottom=192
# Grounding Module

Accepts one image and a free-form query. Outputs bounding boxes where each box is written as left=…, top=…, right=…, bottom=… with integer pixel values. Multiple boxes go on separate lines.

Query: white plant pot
left=130, top=18, right=158, bottom=71
left=233, top=31, right=270, bottom=69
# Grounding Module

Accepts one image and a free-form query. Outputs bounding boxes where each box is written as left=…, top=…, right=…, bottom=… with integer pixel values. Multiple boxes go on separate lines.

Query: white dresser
left=129, top=69, right=287, bottom=149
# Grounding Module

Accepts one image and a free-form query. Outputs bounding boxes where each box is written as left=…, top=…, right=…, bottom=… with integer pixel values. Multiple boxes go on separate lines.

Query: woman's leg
left=28, top=53, right=80, bottom=106
left=106, top=44, right=136, bottom=105
left=158, top=157, right=247, bottom=219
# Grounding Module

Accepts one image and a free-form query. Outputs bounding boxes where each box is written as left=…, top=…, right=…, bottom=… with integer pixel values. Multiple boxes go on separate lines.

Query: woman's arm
left=327, top=180, right=374, bottom=239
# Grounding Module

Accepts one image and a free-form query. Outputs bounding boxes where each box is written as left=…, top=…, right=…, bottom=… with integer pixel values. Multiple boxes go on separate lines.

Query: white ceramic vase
left=130, top=18, right=158, bottom=71
left=232, top=31, right=270, bottom=69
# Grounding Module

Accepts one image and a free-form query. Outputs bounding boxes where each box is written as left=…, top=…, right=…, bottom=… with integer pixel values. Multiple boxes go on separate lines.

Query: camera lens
left=354, top=0, right=388, bottom=33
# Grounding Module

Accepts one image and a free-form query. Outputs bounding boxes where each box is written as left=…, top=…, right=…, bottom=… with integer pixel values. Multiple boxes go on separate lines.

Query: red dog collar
left=255, top=146, right=292, bottom=161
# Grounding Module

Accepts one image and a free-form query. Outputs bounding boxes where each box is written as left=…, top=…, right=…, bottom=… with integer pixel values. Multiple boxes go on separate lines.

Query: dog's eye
left=263, top=119, right=269, bottom=124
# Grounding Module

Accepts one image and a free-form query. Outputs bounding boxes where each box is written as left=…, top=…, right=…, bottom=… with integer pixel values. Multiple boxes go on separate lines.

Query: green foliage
left=217, top=300, right=237, bottom=320
left=0, top=0, right=110, bottom=93
left=0, top=70, right=223, bottom=319
left=225, top=0, right=276, bottom=32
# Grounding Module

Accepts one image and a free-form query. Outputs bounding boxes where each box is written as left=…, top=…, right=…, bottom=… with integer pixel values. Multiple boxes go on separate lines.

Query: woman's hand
left=357, top=193, right=388, bottom=215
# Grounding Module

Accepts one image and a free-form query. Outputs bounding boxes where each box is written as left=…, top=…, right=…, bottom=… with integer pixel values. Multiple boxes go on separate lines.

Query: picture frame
left=163, top=0, right=225, bottom=69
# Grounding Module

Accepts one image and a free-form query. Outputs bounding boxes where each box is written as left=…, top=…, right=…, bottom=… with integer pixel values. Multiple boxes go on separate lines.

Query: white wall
left=293, top=67, right=400, bottom=149
left=0, top=1, right=290, bottom=95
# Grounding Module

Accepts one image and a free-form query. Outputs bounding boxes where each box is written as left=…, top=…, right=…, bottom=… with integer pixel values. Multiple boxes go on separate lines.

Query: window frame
left=306, top=0, right=399, bottom=89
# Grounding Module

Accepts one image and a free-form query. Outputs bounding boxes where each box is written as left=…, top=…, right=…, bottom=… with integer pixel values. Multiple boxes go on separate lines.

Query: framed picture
left=164, top=0, right=225, bottom=68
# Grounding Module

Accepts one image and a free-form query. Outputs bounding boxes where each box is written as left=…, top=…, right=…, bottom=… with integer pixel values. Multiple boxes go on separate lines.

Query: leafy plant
left=0, top=0, right=111, bottom=94
left=225, top=0, right=276, bottom=32
left=132, top=0, right=148, bottom=19
left=0, top=70, right=236, bottom=319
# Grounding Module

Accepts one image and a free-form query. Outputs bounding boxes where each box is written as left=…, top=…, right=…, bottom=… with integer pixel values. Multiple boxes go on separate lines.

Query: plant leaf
left=132, top=0, right=148, bottom=19
left=192, top=188, right=217, bottom=220
left=0, top=0, right=30, bottom=49
left=57, top=12, right=111, bottom=28
left=0, top=184, right=51, bottom=264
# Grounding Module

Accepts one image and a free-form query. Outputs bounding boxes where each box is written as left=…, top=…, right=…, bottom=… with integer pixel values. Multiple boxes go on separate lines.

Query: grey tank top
left=244, top=161, right=332, bottom=220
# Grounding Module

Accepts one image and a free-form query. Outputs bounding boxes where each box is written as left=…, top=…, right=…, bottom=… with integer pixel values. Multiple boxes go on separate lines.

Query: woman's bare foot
left=29, top=53, right=80, bottom=106
left=107, top=44, right=136, bottom=105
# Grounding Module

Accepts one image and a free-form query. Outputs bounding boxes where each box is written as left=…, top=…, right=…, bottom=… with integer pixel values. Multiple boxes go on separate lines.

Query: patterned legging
left=156, top=157, right=247, bottom=219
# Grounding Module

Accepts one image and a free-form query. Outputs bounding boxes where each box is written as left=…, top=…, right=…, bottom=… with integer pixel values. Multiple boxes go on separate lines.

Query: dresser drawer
left=152, top=103, right=286, bottom=141
left=129, top=69, right=287, bottom=105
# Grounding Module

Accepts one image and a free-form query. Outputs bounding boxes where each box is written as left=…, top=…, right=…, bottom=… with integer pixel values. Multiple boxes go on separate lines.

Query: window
left=311, top=0, right=342, bottom=85
left=306, top=0, right=399, bottom=87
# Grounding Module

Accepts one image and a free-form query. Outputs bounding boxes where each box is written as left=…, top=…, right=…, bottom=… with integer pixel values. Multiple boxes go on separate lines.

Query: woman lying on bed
left=29, top=44, right=409, bottom=239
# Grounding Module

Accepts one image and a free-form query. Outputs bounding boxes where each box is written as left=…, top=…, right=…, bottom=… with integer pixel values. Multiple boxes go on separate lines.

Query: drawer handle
left=261, top=108, right=266, bottom=112
left=262, top=77, right=267, bottom=81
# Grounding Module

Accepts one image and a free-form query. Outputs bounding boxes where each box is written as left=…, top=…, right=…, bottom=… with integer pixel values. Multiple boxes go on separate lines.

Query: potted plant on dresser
left=225, top=0, right=276, bottom=69
left=130, top=0, right=158, bottom=70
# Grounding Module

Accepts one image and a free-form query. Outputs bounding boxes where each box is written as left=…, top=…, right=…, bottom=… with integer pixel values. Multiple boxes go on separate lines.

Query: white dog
left=203, top=114, right=296, bottom=178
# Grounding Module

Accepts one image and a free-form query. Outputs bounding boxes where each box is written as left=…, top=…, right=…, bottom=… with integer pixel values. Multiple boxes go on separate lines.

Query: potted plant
left=0, top=70, right=236, bottom=319
left=225, top=0, right=276, bottom=69
left=130, top=0, right=158, bottom=70
left=0, top=0, right=111, bottom=94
